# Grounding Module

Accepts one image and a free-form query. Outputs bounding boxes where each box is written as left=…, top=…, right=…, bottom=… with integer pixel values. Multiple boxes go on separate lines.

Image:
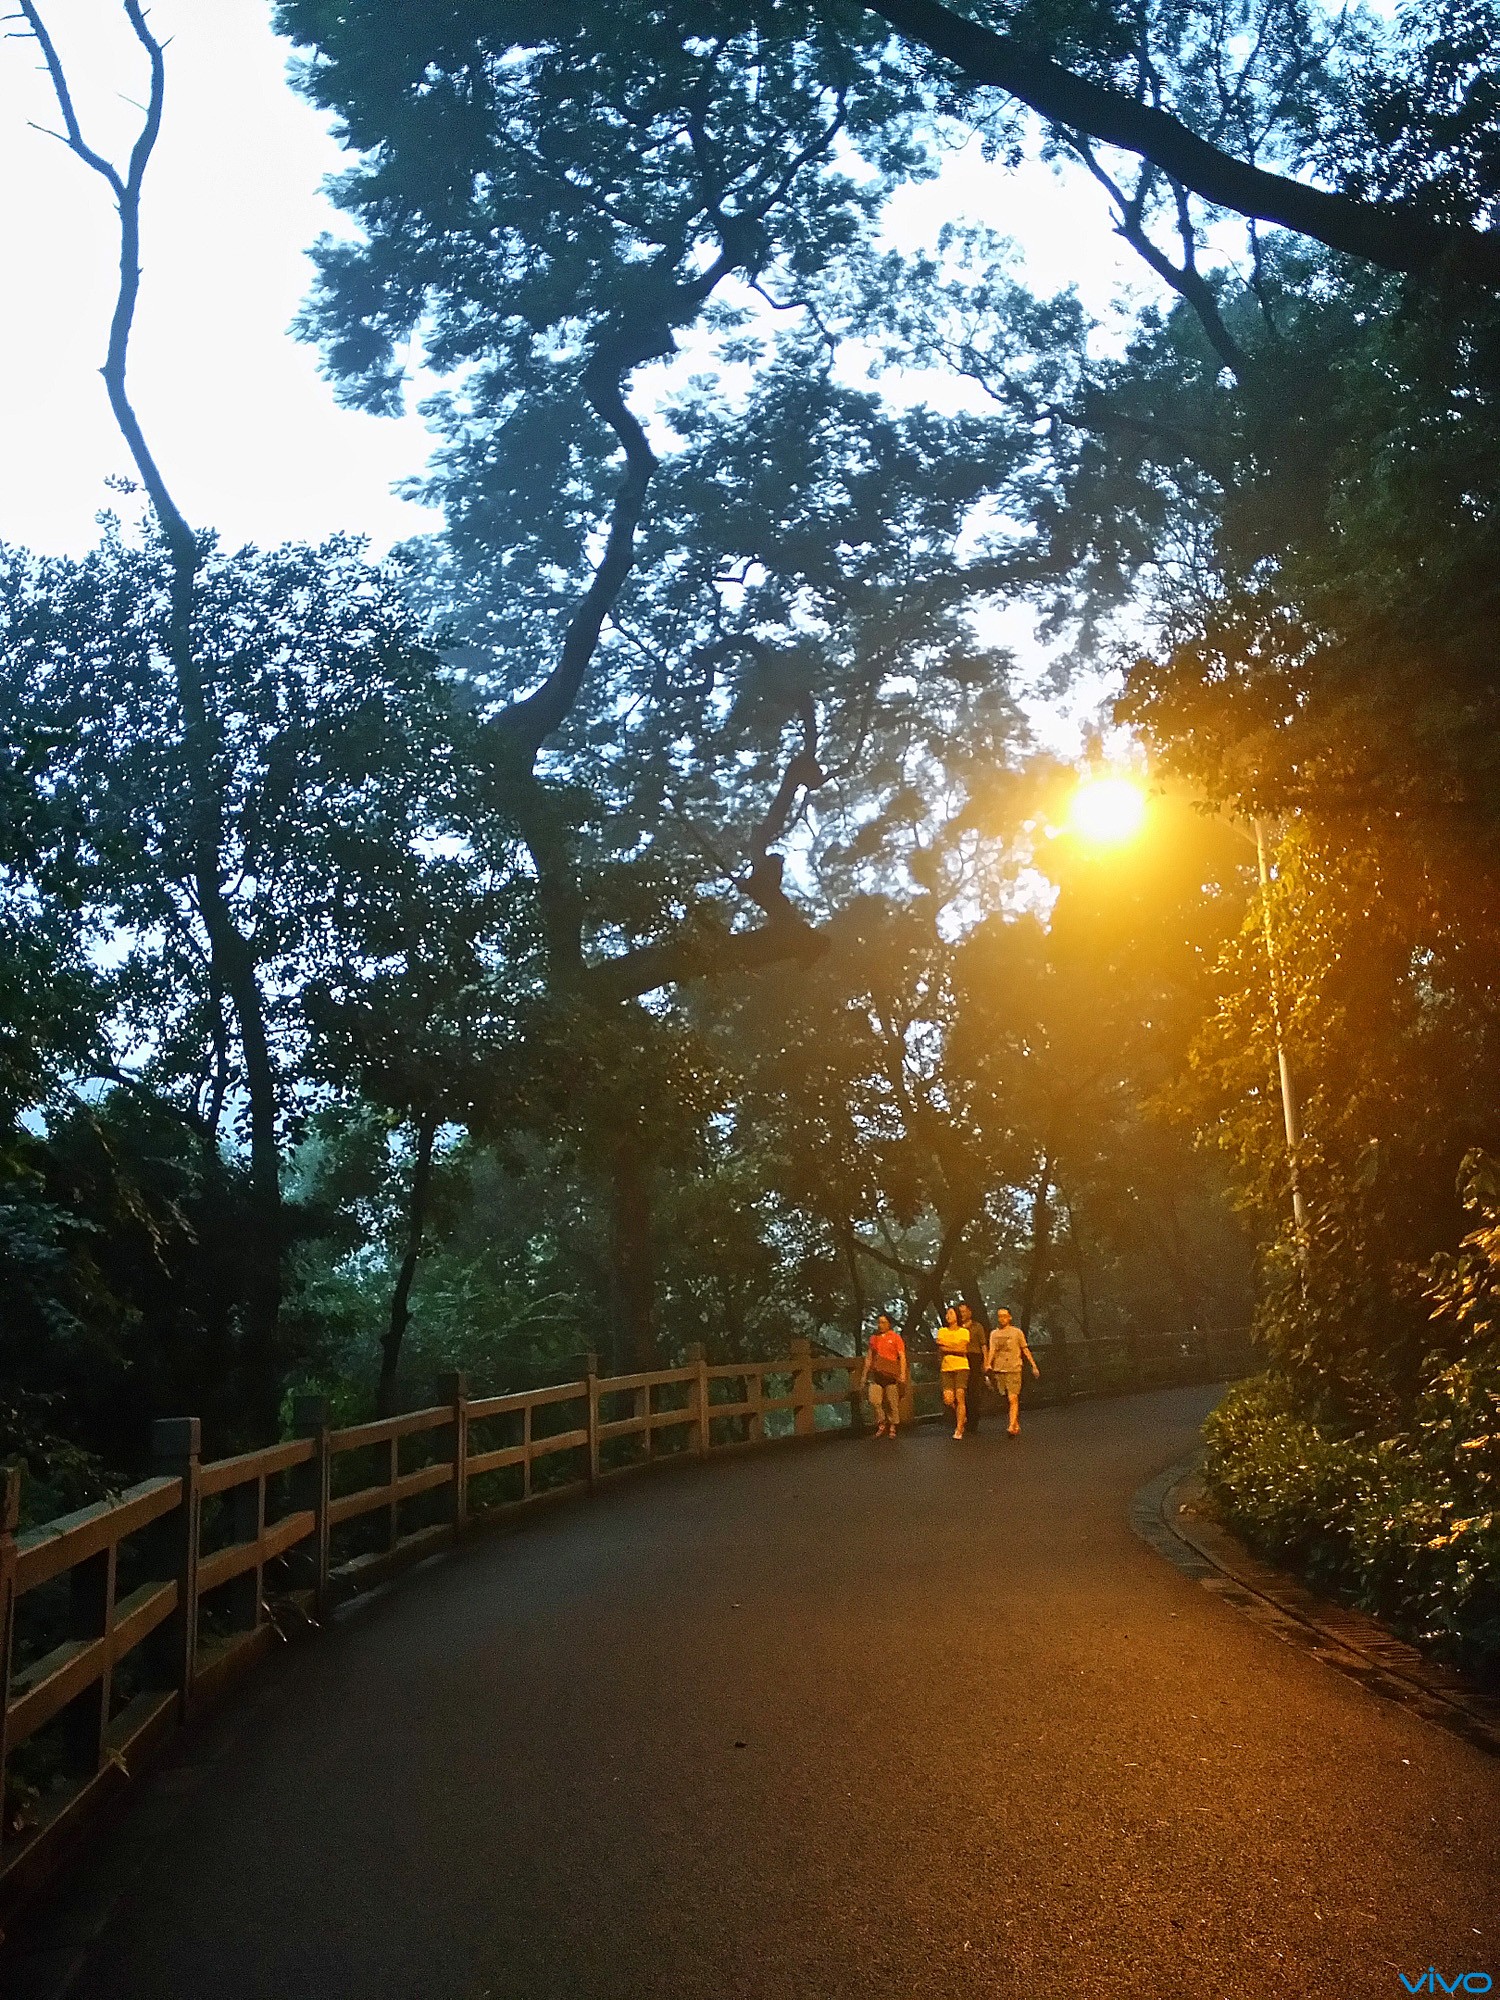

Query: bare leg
left=953, top=1378, right=967, bottom=1439
left=1007, top=1386, right=1020, bottom=1434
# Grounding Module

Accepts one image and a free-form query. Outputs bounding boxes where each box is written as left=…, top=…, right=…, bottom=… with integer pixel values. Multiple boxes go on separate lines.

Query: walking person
left=934, top=1304, right=971, bottom=1440
left=864, top=1312, right=907, bottom=1438
left=958, top=1299, right=987, bottom=1435
left=985, top=1307, right=1039, bottom=1436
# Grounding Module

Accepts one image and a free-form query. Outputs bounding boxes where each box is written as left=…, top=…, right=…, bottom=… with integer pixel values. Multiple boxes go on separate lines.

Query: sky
left=0, top=1, right=1154, bottom=567
left=0, top=0, right=436, bottom=555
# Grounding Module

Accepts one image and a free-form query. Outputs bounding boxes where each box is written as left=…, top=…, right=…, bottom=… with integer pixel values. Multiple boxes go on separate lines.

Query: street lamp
left=1063, top=773, right=1309, bottom=1283
left=1067, top=773, right=1148, bottom=845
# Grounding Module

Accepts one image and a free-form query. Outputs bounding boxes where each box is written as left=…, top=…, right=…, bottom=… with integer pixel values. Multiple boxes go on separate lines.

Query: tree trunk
left=1065, top=1200, right=1091, bottom=1342
left=1018, top=1153, right=1055, bottom=1331
left=217, top=926, right=281, bottom=1407
left=840, top=1222, right=868, bottom=1345
left=378, top=1112, right=437, bottom=1418
left=867, top=0, right=1500, bottom=285
left=609, top=1133, right=657, bottom=1373
left=952, top=1246, right=989, bottom=1322
left=902, top=1207, right=973, bottom=1341
left=23, top=21, right=289, bottom=1418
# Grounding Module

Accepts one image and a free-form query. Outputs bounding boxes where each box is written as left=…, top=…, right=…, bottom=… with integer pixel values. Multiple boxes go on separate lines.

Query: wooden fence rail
left=0, top=1339, right=862, bottom=1919
left=0, top=1326, right=1251, bottom=1921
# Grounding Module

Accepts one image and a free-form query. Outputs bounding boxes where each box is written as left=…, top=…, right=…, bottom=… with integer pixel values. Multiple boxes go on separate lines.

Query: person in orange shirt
left=933, top=1304, right=971, bottom=1439
left=864, top=1313, right=908, bottom=1438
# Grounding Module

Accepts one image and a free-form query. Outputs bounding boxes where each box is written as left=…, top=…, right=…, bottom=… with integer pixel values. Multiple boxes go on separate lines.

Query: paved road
left=9, top=1385, right=1499, bottom=2000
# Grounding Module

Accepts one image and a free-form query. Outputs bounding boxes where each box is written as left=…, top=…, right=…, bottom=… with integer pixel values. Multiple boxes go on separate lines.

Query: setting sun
left=1067, top=774, right=1148, bottom=845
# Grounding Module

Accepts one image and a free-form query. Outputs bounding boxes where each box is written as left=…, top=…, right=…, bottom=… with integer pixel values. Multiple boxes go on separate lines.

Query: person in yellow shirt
left=933, top=1304, right=971, bottom=1439
left=984, top=1307, right=1040, bottom=1436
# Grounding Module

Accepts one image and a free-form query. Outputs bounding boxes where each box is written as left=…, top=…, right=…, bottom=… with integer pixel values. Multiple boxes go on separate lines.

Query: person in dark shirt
left=958, top=1300, right=987, bottom=1434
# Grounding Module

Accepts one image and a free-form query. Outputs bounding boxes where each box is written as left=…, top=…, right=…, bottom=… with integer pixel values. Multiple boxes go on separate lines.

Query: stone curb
left=1131, top=1461, right=1500, bottom=1761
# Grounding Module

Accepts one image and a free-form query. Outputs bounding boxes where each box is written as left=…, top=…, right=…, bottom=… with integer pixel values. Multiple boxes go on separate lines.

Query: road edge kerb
left=1131, top=1461, right=1500, bottom=1760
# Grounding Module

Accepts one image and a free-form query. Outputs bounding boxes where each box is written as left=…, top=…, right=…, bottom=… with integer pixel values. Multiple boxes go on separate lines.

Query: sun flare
left=1067, top=774, right=1148, bottom=846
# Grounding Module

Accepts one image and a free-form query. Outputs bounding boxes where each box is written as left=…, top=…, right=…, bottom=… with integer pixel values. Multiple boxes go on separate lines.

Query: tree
left=279, top=1, right=1500, bottom=285
left=864, top=0, right=1500, bottom=281
left=18, top=0, right=293, bottom=1353
left=0, top=527, right=468, bottom=1428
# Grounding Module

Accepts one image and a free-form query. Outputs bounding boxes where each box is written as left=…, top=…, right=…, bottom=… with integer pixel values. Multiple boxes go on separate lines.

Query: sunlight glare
left=1068, top=774, right=1147, bottom=846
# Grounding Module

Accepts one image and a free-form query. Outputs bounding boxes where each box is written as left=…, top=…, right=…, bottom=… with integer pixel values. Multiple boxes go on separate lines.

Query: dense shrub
left=1203, top=1358, right=1500, bottom=1682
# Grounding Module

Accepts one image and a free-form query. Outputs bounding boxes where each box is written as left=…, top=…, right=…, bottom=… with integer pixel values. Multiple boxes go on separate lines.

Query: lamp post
left=1065, top=773, right=1309, bottom=1280
left=1251, top=815, right=1310, bottom=1282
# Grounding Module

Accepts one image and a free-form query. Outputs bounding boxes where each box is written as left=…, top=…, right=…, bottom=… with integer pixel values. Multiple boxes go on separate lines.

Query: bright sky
left=0, top=0, right=436, bottom=555
left=0, top=2, right=1148, bottom=565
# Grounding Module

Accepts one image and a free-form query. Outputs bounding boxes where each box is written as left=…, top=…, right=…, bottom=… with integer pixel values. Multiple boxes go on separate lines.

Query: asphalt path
left=9, top=1384, right=1499, bottom=2000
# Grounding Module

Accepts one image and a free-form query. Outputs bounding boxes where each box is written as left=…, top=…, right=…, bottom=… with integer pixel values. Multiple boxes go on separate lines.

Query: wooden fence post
left=438, top=1372, right=469, bottom=1532
left=292, top=1396, right=331, bottom=1620
left=848, top=1356, right=866, bottom=1431
left=385, top=1431, right=401, bottom=1553
left=790, top=1339, right=815, bottom=1437
left=584, top=1352, right=600, bottom=1491
left=687, top=1343, right=710, bottom=1457
left=150, top=1418, right=201, bottom=1718
left=0, top=1464, right=20, bottom=1846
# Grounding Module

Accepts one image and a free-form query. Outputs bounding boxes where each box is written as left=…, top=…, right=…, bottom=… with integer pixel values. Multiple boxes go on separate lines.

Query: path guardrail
left=0, top=1339, right=861, bottom=1918
left=0, top=1325, right=1252, bottom=1922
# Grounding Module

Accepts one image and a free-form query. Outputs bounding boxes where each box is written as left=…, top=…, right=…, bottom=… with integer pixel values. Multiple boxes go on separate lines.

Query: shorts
left=992, top=1368, right=1022, bottom=1397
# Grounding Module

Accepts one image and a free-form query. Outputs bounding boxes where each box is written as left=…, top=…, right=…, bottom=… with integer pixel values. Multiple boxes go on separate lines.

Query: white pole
left=1253, top=815, right=1310, bottom=1278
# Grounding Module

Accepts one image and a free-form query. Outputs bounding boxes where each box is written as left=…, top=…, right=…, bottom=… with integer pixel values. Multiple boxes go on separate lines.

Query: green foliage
left=1203, top=1143, right=1500, bottom=1683
left=0, top=1388, right=111, bottom=1528
left=1203, top=1360, right=1500, bottom=1678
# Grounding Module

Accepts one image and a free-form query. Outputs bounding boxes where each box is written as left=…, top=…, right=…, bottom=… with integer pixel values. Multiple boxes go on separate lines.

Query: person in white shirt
left=984, top=1308, right=1039, bottom=1436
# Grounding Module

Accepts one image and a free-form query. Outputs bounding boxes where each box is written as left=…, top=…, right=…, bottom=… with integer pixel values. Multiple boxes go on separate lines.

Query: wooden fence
left=0, top=1324, right=1252, bottom=1922
left=0, top=1339, right=861, bottom=1919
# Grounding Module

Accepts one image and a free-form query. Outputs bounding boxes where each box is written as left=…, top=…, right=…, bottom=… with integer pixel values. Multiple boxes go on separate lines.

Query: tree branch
left=583, top=905, right=826, bottom=1006
left=1072, top=141, right=1252, bottom=378
left=866, top=0, right=1500, bottom=284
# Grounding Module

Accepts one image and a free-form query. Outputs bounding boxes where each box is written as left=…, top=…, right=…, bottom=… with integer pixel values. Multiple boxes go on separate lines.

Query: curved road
left=9, top=1385, right=1499, bottom=2000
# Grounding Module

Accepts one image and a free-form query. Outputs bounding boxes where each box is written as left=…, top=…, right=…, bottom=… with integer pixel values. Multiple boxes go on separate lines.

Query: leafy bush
left=1203, top=1151, right=1500, bottom=1681
left=1203, top=1359, right=1500, bottom=1681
